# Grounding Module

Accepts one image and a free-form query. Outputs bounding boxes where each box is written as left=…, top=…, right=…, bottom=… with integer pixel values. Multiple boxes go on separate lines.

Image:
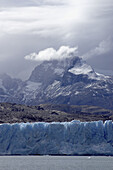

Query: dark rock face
left=0, top=56, right=113, bottom=110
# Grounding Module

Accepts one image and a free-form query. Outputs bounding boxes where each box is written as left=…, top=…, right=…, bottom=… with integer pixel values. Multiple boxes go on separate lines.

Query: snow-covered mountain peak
left=68, top=59, right=109, bottom=80
left=29, top=55, right=110, bottom=83
left=29, top=56, right=80, bottom=83
left=68, top=58, right=95, bottom=77
left=0, top=55, right=113, bottom=110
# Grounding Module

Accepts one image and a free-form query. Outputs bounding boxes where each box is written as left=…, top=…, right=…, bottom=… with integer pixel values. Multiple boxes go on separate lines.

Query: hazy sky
left=0, top=0, right=113, bottom=79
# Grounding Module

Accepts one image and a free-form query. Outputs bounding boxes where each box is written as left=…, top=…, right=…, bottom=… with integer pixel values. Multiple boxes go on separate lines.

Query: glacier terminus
left=0, top=120, right=113, bottom=155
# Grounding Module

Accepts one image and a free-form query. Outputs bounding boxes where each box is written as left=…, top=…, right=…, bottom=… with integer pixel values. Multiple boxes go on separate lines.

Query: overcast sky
left=0, top=0, right=113, bottom=79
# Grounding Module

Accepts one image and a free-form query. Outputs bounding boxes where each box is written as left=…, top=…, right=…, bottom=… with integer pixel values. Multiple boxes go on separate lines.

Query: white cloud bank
left=25, top=46, right=78, bottom=61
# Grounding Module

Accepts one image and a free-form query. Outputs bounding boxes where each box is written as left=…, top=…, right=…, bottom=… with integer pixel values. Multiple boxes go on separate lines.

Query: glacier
left=0, top=120, right=113, bottom=155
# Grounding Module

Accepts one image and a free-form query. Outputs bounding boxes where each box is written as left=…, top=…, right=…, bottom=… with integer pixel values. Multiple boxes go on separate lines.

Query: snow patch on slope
left=69, top=60, right=110, bottom=81
left=54, top=68, right=64, bottom=76
left=69, top=63, right=93, bottom=76
left=0, top=79, right=6, bottom=91
left=26, top=81, right=42, bottom=91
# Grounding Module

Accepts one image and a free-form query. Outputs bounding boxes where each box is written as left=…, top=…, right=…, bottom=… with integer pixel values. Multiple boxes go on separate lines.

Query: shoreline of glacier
left=0, top=120, right=113, bottom=156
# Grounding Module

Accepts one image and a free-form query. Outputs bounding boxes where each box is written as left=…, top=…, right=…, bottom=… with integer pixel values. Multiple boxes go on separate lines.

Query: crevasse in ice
left=0, top=120, right=113, bottom=155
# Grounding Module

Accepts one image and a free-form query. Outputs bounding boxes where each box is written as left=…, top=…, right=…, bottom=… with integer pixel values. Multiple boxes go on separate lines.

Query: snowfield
left=0, top=120, right=113, bottom=155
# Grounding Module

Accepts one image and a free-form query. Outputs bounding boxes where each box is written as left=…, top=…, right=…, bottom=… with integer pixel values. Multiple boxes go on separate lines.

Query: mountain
left=0, top=56, right=113, bottom=110
left=0, top=73, right=25, bottom=103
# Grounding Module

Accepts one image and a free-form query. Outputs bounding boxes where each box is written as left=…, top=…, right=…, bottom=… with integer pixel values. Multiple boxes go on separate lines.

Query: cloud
left=0, top=0, right=113, bottom=39
left=25, top=46, right=78, bottom=61
left=0, top=0, right=102, bottom=37
left=0, top=0, right=66, bottom=7
left=81, top=38, right=113, bottom=59
left=0, top=6, right=76, bottom=37
left=0, top=0, right=113, bottom=78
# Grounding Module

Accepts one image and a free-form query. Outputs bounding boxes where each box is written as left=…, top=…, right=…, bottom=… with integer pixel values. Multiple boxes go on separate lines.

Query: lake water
left=0, top=156, right=113, bottom=170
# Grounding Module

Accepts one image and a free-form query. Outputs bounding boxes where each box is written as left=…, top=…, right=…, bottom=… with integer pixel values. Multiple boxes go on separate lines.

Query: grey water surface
left=0, top=156, right=113, bottom=170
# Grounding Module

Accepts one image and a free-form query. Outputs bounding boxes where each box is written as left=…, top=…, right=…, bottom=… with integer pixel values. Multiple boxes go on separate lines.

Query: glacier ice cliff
left=0, top=120, right=113, bottom=155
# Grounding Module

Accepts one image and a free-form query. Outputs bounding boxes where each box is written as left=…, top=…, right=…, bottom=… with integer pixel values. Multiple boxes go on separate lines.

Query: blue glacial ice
left=0, top=120, right=113, bottom=155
